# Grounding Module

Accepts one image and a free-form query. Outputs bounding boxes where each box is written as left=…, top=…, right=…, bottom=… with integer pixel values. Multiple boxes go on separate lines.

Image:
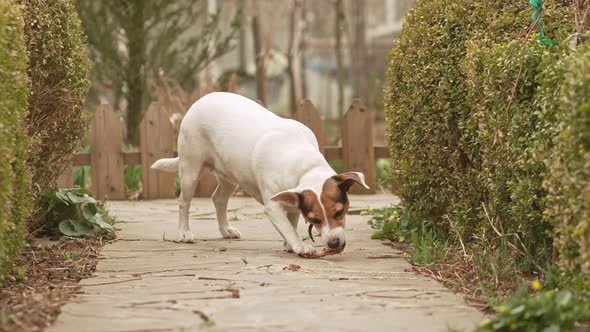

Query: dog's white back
left=180, top=92, right=327, bottom=202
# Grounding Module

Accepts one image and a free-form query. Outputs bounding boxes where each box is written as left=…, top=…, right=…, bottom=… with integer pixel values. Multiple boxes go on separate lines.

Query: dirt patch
left=0, top=237, right=106, bottom=332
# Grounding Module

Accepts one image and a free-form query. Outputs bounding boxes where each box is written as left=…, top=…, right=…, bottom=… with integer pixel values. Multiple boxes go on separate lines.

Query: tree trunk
left=238, top=0, right=248, bottom=72
left=288, top=0, right=303, bottom=116
left=348, top=0, right=369, bottom=107
left=335, top=0, right=345, bottom=117
left=300, top=1, right=308, bottom=99
left=252, top=15, right=266, bottom=106
left=125, top=4, right=146, bottom=144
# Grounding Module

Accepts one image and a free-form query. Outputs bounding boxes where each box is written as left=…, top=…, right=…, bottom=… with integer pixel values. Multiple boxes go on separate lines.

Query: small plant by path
left=36, top=187, right=116, bottom=238
left=367, top=205, right=590, bottom=331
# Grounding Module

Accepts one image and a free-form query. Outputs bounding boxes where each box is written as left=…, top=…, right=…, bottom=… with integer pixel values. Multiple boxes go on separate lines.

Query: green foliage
left=465, top=39, right=573, bottom=264
left=385, top=0, right=580, bottom=273
left=41, top=188, right=115, bottom=238
left=368, top=206, right=590, bottom=330
left=544, top=42, right=590, bottom=278
left=0, top=0, right=30, bottom=280
left=476, top=287, right=590, bottom=332
left=18, top=0, right=91, bottom=211
left=384, top=0, right=534, bottom=234
left=367, top=205, right=449, bottom=264
left=375, top=159, right=391, bottom=190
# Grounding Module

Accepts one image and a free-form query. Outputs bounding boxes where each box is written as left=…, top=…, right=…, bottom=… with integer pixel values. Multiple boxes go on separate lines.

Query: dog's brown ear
left=333, top=172, right=370, bottom=193
left=270, top=190, right=302, bottom=207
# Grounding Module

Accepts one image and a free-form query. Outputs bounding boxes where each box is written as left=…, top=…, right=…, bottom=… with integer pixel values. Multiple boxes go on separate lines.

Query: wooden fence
left=57, top=99, right=391, bottom=200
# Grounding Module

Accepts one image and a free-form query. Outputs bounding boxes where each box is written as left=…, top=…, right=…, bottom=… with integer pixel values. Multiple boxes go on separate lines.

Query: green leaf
left=541, top=325, right=559, bottom=332
left=58, top=219, right=93, bottom=237
left=82, top=202, right=98, bottom=220
left=556, top=291, right=572, bottom=306
left=510, top=305, right=525, bottom=315
left=66, top=191, right=86, bottom=204
left=372, top=231, right=386, bottom=239
left=87, top=213, right=114, bottom=233
left=55, top=191, right=69, bottom=204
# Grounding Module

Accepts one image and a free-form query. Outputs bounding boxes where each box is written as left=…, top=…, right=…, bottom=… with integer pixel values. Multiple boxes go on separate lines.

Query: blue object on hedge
left=530, top=0, right=558, bottom=45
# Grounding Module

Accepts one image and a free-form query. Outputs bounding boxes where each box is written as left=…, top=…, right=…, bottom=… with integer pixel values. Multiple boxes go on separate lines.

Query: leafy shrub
left=0, top=0, right=30, bottom=279
left=476, top=286, right=590, bottom=332
left=385, top=0, right=574, bottom=263
left=544, top=43, right=590, bottom=278
left=41, top=188, right=115, bottom=238
left=464, top=39, right=573, bottom=263
left=18, top=0, right=90, bottom=207
left=384, top=0, right=533, bottom=235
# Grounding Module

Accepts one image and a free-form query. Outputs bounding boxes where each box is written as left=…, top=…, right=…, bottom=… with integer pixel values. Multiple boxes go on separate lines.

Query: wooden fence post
left=295, top=99, right=325, bottom=154
left=90, top=103, right=125, bottom=200
left=341, top=99, right=375, bottom=194
left=140, top=102, right=177, bottom=199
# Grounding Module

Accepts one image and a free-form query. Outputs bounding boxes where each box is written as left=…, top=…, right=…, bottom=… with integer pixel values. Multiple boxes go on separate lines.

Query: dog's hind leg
left=212, top=177, right=240, bottom=239
left=176, top=159, right=200, bottom=243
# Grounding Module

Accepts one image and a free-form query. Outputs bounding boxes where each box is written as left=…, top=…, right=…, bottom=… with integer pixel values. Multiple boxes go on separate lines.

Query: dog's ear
left=332, top=172, right=370, bottom=193
left=270, top=190, right=302, bottom=207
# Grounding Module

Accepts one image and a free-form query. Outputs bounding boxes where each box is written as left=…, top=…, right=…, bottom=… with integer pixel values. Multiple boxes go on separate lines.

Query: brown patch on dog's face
left=320, top=177, right=350, bottom=229
left=299, top=190, right=325, bottom=229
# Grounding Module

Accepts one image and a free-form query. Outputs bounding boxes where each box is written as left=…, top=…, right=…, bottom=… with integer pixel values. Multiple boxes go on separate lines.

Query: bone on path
left=48, top=194, right=485, bottom=332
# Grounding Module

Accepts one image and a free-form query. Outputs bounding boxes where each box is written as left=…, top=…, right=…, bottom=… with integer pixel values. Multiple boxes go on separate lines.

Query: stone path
left=49, top=194, right=484, bottom=332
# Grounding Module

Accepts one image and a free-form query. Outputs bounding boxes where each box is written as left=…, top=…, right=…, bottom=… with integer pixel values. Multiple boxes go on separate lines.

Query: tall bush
left=18, top=0, right=90, bottom=207
left=0, top=0, right=30, bottom=278
left=545, top=43, right=590, bottom=279
left=385, top=0, right=573, bottom=249
left=384, top=0, right=533, bottom=235
left=463, top=37, right=573, bottom=262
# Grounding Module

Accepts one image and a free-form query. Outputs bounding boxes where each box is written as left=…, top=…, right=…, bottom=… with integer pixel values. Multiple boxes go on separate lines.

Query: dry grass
left=0, top=237, right=106, bottom=332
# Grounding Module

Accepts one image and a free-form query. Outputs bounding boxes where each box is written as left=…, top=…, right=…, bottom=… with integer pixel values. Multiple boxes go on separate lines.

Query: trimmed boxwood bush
left=384, top=0, right=534, bottom=236
left=385, top=0, right=575, bottom=265
left=545, top=43, right=590, bottom=279
left=463, top=38, right=573, bottom=261
left=0, top=0, right=30, bottom=278
left=18, top=0, right=90, bottom=206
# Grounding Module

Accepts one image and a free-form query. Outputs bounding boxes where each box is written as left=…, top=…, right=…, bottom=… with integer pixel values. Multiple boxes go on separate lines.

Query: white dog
left=151, top=92, right=369, bottom=257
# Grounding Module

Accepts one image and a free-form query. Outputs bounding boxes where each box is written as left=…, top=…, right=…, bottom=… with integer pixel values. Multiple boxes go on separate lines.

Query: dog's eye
left=309, top=217, right=321, bottom=224
left=334, top=210, right=344, bottom=218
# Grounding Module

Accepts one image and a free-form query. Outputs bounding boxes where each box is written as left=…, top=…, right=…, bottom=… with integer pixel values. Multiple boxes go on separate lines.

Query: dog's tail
left=151, top=157, right=179, bottom=173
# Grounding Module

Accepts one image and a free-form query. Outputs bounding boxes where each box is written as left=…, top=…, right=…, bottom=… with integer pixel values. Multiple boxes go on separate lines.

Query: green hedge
left=545, top=43, right=590, bottom=279
left=384, top=0, right=534, bottom=236
left=19, top=0, right=90, bottom=206
left=0, top=0, right=30, bottom=278
left=385, top=0, right=578, bottom=268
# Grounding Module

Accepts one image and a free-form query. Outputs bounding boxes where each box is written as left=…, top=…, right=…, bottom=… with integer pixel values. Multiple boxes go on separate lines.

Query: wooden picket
left=295, top=99, right=325, bottom=154
left=140, top=102, right=177, bottom=199
left=341, top=100, right=376, bottom=194
left=59, top=98, right=391, bottom=200
left=90, top=103, right=126, bottom=200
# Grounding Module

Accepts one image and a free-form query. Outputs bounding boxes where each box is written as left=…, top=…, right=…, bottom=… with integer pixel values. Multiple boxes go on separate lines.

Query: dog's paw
left=175, top=230, right=196, bottom=243
left=292, top=243, right=316, bottom=256
left=220, top=226, right=241, bottom=239
left=284, top=241, right=294, bottom=253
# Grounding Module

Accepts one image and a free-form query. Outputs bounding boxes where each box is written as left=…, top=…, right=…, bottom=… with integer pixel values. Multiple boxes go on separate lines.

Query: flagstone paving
left=49, top=194, right=485, bottom=332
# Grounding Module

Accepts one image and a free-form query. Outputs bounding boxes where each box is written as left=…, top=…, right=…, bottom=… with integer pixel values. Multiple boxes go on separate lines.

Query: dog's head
left=270, top=172, right=369, bottom=251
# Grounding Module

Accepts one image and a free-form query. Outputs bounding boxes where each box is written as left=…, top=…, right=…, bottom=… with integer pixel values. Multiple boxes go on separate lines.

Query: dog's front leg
left=264, top=203, right=316, bottom=256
